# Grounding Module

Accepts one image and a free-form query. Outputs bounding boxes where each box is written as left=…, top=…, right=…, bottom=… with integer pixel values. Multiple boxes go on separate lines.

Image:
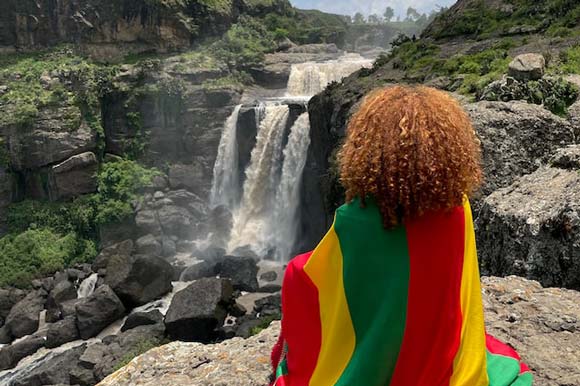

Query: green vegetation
left=249, top=315, right=279, bottom=336
left=427, top=0, right=580, bottom=40
left=0, top=229, right=97, bottom=288
left=1, top=159, right=157, bottom=288
left=113, top=338, right=167, bottom=372
left=557, top=45, right=580, bottom=74
left=0, top=46, right=117, bottom=129
left=210, top=16, right=277, bottom=70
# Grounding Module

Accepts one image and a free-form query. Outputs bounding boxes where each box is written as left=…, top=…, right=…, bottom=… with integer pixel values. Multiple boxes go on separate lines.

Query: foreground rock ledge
left=99, top=276, right=580, bottom=386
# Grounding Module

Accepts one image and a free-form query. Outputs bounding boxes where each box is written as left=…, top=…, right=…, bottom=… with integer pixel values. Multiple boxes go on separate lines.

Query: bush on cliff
left=0, top=228, right=97, bottom=288
left=1, top=159, right=157, bottom=288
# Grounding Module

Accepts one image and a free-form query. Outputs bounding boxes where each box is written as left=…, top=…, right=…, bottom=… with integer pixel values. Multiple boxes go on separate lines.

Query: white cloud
left=290, top=0, right=457, bottom=17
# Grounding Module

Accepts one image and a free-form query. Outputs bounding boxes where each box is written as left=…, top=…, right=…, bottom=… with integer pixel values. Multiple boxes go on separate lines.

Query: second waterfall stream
left=210, top=53, right=373, bottom=261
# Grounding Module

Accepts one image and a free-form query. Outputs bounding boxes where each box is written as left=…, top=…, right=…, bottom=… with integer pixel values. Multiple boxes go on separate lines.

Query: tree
left=368, top=14, right=382, bottom=24
left=384, top=7, right=395, bottom=22
left=353, top=12, right=365, bottom=24
left=406, top=7, right=421, bottom=21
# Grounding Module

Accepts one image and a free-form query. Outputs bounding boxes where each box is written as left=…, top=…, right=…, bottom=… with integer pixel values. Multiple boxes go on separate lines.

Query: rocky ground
left=99, top=276, right=580, bottom=386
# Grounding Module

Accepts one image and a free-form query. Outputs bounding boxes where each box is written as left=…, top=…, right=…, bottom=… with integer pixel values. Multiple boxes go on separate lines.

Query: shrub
left=210, top=16, right=276, bottom=70
left=0, top=229, right=97, bottom=288
left=94, top=159, right=159, bottom=224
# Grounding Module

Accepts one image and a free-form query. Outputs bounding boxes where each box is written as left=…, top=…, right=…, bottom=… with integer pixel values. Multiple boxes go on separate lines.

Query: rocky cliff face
left=98, top=276, right=580, bottom=386
left=0, top=0, right=293, bottom=59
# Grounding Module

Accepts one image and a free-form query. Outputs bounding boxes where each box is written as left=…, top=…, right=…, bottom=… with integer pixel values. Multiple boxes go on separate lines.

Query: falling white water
left=287, top=53, right=373, bottom=97
left=210, top=104, right=243, bottom=209
left=77, top=273, right=98, bottom=298
left=227, top=104, right=290, bottom=256
left=268, top=113, right=311, bottom=260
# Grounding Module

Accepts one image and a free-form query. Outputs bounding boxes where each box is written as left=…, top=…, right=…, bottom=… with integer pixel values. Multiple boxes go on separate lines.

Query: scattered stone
left=104, top=254, right=173, bottom=307
left=508, top=53, right=546, bottom=81
left=76, top=285, right=125, bottom=340
left=165, top=278, right=234, bottom=342
left=121, top=310, right=164, bottom=332
left=46, top=316, right=80, bottom=348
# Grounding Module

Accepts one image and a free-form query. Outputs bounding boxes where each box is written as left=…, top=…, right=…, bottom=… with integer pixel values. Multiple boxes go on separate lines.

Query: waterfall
left=287, top=53, right=374, bottom=97
left=210, top=104, right=243, bottom=209
left=77, top=273, right=98, bottom=298
left=228, top=104, right=290, bottom=256
left=269, top=113, right=311, bottom=260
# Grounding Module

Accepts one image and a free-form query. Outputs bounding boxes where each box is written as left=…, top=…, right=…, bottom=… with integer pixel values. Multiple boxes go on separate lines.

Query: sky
left=290, top=0, right=457, bottom=18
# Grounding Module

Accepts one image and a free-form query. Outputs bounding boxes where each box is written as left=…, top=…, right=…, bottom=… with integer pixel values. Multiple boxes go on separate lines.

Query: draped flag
left=273, top=198, right=532, bottom=386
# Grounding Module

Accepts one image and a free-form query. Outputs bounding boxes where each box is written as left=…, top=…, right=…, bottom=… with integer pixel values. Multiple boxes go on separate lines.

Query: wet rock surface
left=99, top=276, right=580, bottom=386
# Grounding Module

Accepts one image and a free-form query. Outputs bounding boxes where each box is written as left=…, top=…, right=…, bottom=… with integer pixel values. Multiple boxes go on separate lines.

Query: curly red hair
left=338, top=85, right=482, bottom=228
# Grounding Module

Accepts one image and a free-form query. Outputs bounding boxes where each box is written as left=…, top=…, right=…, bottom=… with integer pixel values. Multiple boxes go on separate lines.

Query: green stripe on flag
left=334, top=198, right=411, bottom=386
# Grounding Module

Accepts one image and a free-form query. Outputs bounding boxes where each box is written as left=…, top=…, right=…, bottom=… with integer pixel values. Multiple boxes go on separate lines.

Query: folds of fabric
left=274, top=198, right=532, bottom=386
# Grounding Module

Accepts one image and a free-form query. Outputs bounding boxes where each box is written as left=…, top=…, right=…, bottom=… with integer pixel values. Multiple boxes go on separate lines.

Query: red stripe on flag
left=390, top=207, right=465, bottom=386
left=282, top=252, right=322, bottom=384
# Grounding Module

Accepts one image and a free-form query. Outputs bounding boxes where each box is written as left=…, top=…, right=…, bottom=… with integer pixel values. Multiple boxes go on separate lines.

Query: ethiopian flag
left=272, top=198, right=533, bottom=386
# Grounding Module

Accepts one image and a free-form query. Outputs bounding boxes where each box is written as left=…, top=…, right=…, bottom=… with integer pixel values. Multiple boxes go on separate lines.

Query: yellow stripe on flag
left=450, top=200, right=489, bottom=386
left=304, top=224, right=356, bottom=386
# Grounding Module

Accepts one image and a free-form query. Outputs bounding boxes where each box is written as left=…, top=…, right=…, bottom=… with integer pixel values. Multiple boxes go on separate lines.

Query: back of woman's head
left=338, top=85, right=482, bottom=228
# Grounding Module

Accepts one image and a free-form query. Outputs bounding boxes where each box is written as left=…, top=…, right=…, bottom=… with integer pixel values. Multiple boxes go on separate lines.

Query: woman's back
left=271, top=86, right=532, bottom=386
left=278, top=198, right=486, bottom=385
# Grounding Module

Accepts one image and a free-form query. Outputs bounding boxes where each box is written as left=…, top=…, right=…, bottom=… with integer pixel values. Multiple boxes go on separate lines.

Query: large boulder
left=0, top=288, right=27, bottom=323
left=0, top=335, right=45, bottom=371
left=179, top=260, right=217, bottom=282
left=508, top=53, right=546, bottom=82
left=46, top=316, right=80, bottom=348
left=3, top=104, right=97, bottom=171
left=104, top=254, right=173, bottom=307
left=216, top=256, right=259, bottom=292
left=0, top=343, right=87, bottom=386
left=121, top=310, right=164, bottom=332
left=48, top=151, right=98, bottom=200
left=4, top=290, right=46, bottom=339
left=164, top=278, right=234, bottom=342
left=156, top=204, right=194, bottom=240
left=92, top=239, right=134, bottom=271
left=75, top=285, right=125, bottom=340
left=73, top=323, right=166, bottom=384
left=100, top=276, right=580, bottom=386
left=466, top=101, right=576, bottom=197
left=476, top=166, right=580, bottom=290
left=46, top=279, right=77, bottom=323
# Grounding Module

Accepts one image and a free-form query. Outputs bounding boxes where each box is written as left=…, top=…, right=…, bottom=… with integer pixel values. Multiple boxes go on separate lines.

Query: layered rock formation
left=0, top=0, right=294, bottom=59
left=99, top=276, right=580, bottom=386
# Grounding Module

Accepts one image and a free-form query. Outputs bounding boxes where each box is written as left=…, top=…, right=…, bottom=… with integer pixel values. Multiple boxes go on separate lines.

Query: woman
left=270, top=86, right=533, bottom=386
